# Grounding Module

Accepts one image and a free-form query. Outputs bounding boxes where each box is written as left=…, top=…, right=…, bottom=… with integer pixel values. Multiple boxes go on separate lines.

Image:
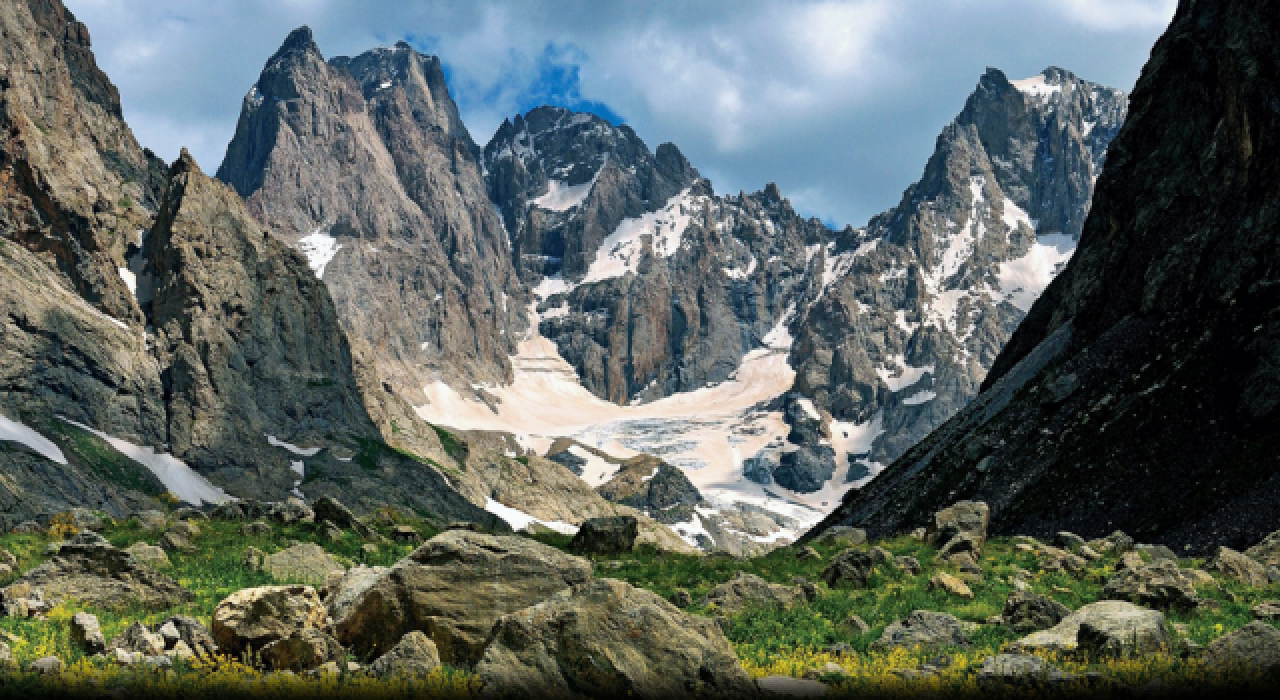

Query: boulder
left=132, top=510, right=168, bottom=530
left=68, top=508, right=104, bottom=531
left=1245, top=530, right=1280, bottom=567
left=108, top=621, right=165, bottom=656
left=10, top=522, right=42, bottom=534
left=1251, top=602, right=1280, bottom=620
left=1102, top=560, right=1201, bottom=610
left=171, top=507, right=209, bottom=521
left=476, top=578, right=755, bottom=699
left=871, top=611, right=971, bottom=652
left=1202, top=622, right=1280, bottom=677
left=820, top=548, right=877, bottom=589
left=927, top=572, right=973, bottom=599
left=323, top=565, right=387, bottom=621
left=243, top=546, right=266, bottom=571
left=1206, top=546, right=1269, bottom=587
left=210, top=503, right=246, bottom=521
left=1036, top=546, right=1088, bottom=576
left=568, top=516, right=639, bottom=556
left=170, top=520, right=201, bottom=539
left=70, top=612, right=106, bottom=654
left=976, top=654, right=1074, bottom=688
left=0, top=550, right=15, bottom=568
left=158, top=531, right=194, bottom=553
left=671, top=589, right=693, bottom=608
left=124, top=542, right=170, bottom=569
left=261, top=543, right=345, bottom=585
left=269, top=498, right=315, bottom=525
left=211, top=585, right=327, bottom=656
left=810, top=526, right=866, bottom=548
left=925, top=501, right=989, bottom=551
left=796, top=546, right=821, bottom=561
left=391, top=525, right=421, bottom=543
left=157, top=615, right=218, bottom=658
left=242, top=521, right=272, bottom=537
left=1055, top=532, right=1087, bottom=552
left=1002, top=592, right=1071, bottom=634
left=8, top=532, right=191, bottom=609
left=260, top=628, right=344, bottom=672
left=368, top=631, right=441, bottom=678
left=313, top=497, right=379, bottom=540
left=1134, top=544, right=1178, bottom=562
left=1011, top=601, right=1170, bottom=658
left=29, top=656, right=62, bottom=674
left=844, top=615, right=871, bottom=636
left=701, top=572, right=805, bottom=613
left=333, top=531, right=593, bottom=665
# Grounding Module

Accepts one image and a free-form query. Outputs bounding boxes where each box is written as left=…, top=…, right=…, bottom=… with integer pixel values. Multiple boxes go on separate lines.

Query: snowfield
left=0, top=413, right=67, bottom=465
left=58, top=418, right=231, bottom=505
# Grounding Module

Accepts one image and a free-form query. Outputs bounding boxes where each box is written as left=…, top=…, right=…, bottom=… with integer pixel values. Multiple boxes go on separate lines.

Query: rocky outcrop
left=1102, top=561, right=1201, bottom=610
left=1202, top=622, right=1280, bottom=677
left=805, top=0, right=1280, bottom=550
left=568, top=516, right=639, bottom=555
left=368, top=631, right=440, bottom=678
left=595, top=456, right=702, bottom=524
left=1011, top=601, right=1170, bottom=657
left=871, top=611, right=972, bottom=652
left=1001, top=592, right=1071, bottom=634
left=7, top=532, right=191, bottom=609
left=702, top=572, right=806, bottom=613
left=217, top=29, right=526, bottom=397
left=332, top=530, right=593, bottom=665
left=211, top=585, right=327, bottom=656
left=475, top=578, right=755, bottom=699
left=261, top=543, right=345, bottom=585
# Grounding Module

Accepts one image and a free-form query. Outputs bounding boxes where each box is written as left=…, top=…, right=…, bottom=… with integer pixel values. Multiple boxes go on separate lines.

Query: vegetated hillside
left=805, top=0, right=1280, bottom=552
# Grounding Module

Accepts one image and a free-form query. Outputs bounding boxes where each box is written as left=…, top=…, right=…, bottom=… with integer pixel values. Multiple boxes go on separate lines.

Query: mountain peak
left=275, top=26, right=318, bottom=57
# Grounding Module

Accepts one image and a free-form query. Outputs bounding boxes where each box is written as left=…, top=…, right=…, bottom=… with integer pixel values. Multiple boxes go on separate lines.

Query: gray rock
left=569, top=516, right=639, bottom=555
left=774, top=447, right=837, bottom=493
left=810, top=527, right=866, bottom=548
left=1206, top=546, right=1269, bottom=587
left=157, top=615, right=218, bottom=658
left=1251, top=601, right=1280, bottom=620
left=8, top=533, right=191, bottom=610
left=333, top=530, right=593, bottom=666
left=1011, top=601, right=1170, bottom=658
left=212, top=585, right=328, bottom=657
left=894, top=555, right=922, bottom=575
left=29, top=656, right=63, bottom=674
left=242, top=521, right=272, bottom=537
left=260, top=628, right=344, bottom=672
left=702, top=572, right=805, bottom=613
left=1002, top=592, right=1071, bottom=634
left=872, top=611, right=972, bottom=651
left=820, top=548, right=877, bottom=589
left=1102, top=560, right=1201, bottom=610
left=312, top=497, right=378, bottom=540
left=269, top=499, right=315, bottom=526
left=1246, top=530, right=1280, bottom=568
left=1054, top=532, right=1087, bottom=552
left=476, top=578, right=755, bottom=700
left=210, top=503, right=246, bottom=521
left=124, top=542, right=170, bottom=569
left=976, top=654, right=1074, bottom=687
left=1135, top=544, right=1178, bottom=562
left=670, top=589, right=693, bottom=608
left=368, top=631, right=440, bottom=678
left=108, top=622, right=165, bottom=656
left=158, top=531, right=194, bottom=553
left=70, top=612, right=106, bottom=654
left=844, top=615, right=871, bottom=636
left=261, top=543, right=345, bottom=586
left=926, top=501, right=989, bottom=552
left=1202, top=622, right=1280, bottom=677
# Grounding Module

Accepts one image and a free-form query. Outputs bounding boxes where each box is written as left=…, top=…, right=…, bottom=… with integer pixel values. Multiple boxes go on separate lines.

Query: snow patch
left=571, top=445, right=620, bottom=487
left=295, top=227, right=343, bottom=278
left=796, top=398, right=821, bottom=421
left=58, top=418, right=230, bottom=505
left=267, top=435, right=322, bottom=457
left=994, top=233, right=1076, bottom=312
left=876, top=357, right=934, bottom=392
left=533, top=179, right=594, bottom=212
left=484, top=498, right=579, bottom=535
left=581, top=189, right=699, bottom=285
left=0, top=413, right=67, bottom=465
left=903, top=390, right=937, bottom=406
left=1013, top=73, right=1063, bottom=100
left=118, top=267, right=136, bottom=296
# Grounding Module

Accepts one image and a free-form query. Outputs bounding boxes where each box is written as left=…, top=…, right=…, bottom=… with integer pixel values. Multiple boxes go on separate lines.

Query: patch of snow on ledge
left=58, top=418, right=231, bottom=505
left=903, top=390, right=937, bottom=406
left=0, top=413, right=67, bottom=465
left=581, top=189, right=698, bottom=285
left=295, top=227, right=343, bottom=278
left=533, top=179, right=594, bottom=212
left=995, top=233, right=1076, bottom=312
left=267, top=435, right=323, bottom=457
left=484, top=498, right=579, bottom=535
left=1012, top=73, right=1063, bottom=100
left=876, top=357, right=934, bottom=392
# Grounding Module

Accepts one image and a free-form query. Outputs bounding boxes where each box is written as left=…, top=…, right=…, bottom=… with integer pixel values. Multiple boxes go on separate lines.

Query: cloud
left=63, top=0, right=1175, bottom=228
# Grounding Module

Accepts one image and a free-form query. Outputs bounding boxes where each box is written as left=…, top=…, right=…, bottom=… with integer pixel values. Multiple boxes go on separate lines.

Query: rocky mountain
left=217, top=29, right=527, bottom=398
left=762, top=66, right=1127, bottom=492
left=805, top=0, right=1280, bottom=552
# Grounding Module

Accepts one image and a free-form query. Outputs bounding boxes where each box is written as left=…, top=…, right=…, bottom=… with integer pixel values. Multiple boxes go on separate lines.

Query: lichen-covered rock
left=368, top=631, right=440, bottom=678
left=810, top=527, right=866, bottom=548
left=927, top=572, right=973, bottom=599
left=211, top=585, right=327, bottom=656
left=1002, top=592, right=1071, bottom=634
left=70, top=612, right=106, bottom=654
left=9, top=532, right=191, bottom=609
left=702, top=572, right=805, bottom=613
left=976, top=654, right=1074, bottom=688
left=260, top=628, right=344, bottom=672
left=1202, top=622, right=1280, bottom=677
left=568, top=516, right=639, bottom=555
left=1246, top=530, right=1280, bottom=568
left=332, top=531, right=593, bottom=665
left=1011, top=601, right=1170, bottom=658
left=820, top=549, right=877, bottom=589
left=871, top=611, right=972, bottom=652
left=124, top=543, right=170, bottom=569
left=476, top=579, right=755, bottom=699
left=261, top=543, right=345, bottom=586
left=1206, top=546, right=1269, bottom=587
left=313, top=497, right=378, bottom=540
left=108, top=622, right=165, bottom=656
left=1102, top=560, right=1201, bottom=610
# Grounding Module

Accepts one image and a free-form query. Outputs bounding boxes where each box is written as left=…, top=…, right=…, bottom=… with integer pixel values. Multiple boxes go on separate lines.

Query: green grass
left=2, top=513, right=1278, bottom=697
left=429, top=426, right=468, bottom=466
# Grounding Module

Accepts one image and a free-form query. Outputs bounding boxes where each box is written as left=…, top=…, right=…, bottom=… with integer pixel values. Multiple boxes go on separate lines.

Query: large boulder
left=1206, top=546, right=1269, bottom=587
left=368, top=631, right=441, bottom=678
left=7, top=533, right=191, bottom=609
left=124, top=542, right=170, bottom=569
left=211, top=585, right=327, bottom=656
left=1102, top=560, right=1201, bottom=610
left=810, top=526, right=866, bottom=548
left=259, top=628, right=344, bottom=671
left=156, top=615, right=218, bottom=658
left=820, top=549, right=878, bottom=589
left=1002, top=592, right=1071, bottom=634
left=701, top=572, right=805, bottom=613
left=568, top=516, right=639, bottom=555
left=312, top=497, right=379, bottom=540
left=925, top=501, right=989, bottom=552
left=1245, top=530, right=1280, bottom=568
left=1202, top=622, right=1280, bottom=678
left=261, top=543, right=345, bottom=585
left=269, top=499, right=315, bottom=525
left=108, top=621, right=165, bottom=656
left=333, top=531, right=593, bottom=665
left=476, top=579, right=756, bottom=699
left=1011, top=601, right=1171, bottom=658
left=871, top=611, right=971, bottom=652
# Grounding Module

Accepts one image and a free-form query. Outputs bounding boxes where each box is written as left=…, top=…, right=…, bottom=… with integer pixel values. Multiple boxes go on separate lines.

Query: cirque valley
left=212, top=28, right=1125, bottom=553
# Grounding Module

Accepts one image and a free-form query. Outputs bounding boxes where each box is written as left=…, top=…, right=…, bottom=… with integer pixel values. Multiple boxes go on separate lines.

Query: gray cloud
left=64, top=0, right=1175, bottom=227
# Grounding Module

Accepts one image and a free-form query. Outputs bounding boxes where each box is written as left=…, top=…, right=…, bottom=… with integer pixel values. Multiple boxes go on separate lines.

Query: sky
left=64, top=0, right=1177, bottom=229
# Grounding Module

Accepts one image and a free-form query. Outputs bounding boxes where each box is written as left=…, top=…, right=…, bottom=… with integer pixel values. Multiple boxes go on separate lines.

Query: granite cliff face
left=760, top=66, right=1126, bottom=492
left=217, top=29, right=527, bottom=398
left=806, top=0, right=1280, bottom=551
